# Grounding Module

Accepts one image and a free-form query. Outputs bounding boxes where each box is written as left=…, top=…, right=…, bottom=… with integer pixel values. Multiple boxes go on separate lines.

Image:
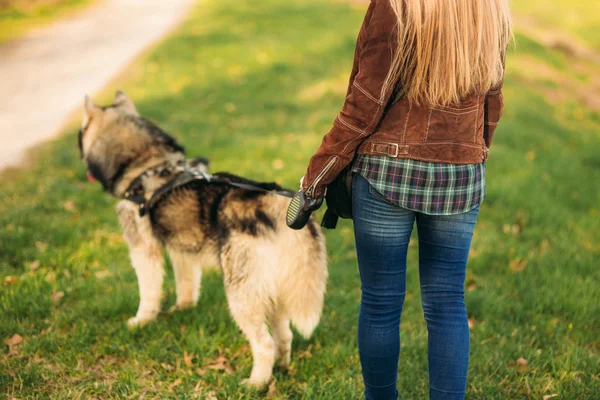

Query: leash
left=122, top=162, right=294, bottom=216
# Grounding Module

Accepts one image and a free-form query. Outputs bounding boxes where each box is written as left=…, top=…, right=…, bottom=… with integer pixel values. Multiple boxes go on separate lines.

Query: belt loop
left=388, top=143, right=399, bottom=157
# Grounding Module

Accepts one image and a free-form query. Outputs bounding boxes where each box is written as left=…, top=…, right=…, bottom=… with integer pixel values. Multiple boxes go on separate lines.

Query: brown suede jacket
left=301, top=0, right=505, bottom=198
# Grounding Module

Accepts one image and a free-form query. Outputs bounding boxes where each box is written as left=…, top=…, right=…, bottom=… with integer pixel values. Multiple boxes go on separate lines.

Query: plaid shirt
left=352, top=155, right=485, bottom=215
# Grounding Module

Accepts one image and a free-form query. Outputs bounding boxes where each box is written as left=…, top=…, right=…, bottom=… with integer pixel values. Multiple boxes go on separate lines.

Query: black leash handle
left=286, top=190, right=323, bottom=230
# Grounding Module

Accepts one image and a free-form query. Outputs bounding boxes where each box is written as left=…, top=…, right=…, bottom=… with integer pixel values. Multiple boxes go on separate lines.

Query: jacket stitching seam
left=337, top=115, right=367, bottom=136
left=424, top=109, right=433, bottom=141
left=473, top=97, right=481, bottom=143
left=353, top=82, right=385, bottom=105
left=364, top=140, right=484, bottom=149
left=430, top=108, right=480, bottom=116
left=401, top=104, right=412, bottom=143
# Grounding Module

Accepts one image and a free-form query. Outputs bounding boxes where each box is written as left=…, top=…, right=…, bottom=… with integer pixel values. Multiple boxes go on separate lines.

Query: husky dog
left=78, top=90, right=328, bottom=388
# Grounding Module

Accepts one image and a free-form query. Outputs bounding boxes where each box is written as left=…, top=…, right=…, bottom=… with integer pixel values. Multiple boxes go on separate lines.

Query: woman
left=300, top=0, right=512, bottom=399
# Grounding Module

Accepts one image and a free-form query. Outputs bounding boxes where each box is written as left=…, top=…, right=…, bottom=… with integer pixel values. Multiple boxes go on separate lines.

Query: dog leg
left=234, top=314, right=275, bottom=389
left=168, top=250, right=201, bottom=311
left=221, top=244, right=276, bottom=389
left=117, top=201, right=164, bottom=327
left=271, top=313, right=293, bottom=369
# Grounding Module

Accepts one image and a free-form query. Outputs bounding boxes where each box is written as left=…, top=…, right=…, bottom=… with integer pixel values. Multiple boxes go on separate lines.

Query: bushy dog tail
left=284, top=247, right=328, bottom=339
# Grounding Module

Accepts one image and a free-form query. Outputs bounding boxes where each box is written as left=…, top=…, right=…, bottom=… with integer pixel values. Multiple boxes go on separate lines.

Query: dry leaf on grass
left=205, top=391, right=218, bottom=400
left=64, top=200, right=75, bottom=211
left=180, top=324, right=186, bottom=335
left=4, top=276, right=18, bottom=285
left=205, top=355, right=235, bottom=375
left=543, top=395, right=558, bottom=400
left=516, top=357, right=528, bottom=372
left=5, top=334, right=23, bottom=346
left=94, top=270, right=112, bottom=280
left=50, top=291, right=64, bottom=304
left=30, top=260, right=40, bottom=271
left=297, top=344, right=313, bottom=360
left=267, top=379, right=278, bottom=398
left=161, top=363, right=174, bottom=371
left=169, top=378, right=182, bottom=390
left=183, top=351, right=195, bottom=368
left=509, top=258, right=528, bottom=272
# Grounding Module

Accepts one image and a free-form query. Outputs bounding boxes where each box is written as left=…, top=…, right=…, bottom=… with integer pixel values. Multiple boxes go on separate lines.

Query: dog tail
left=287, top=276, right=326, bottom=339
left=285, top=239, right=328, bottom=339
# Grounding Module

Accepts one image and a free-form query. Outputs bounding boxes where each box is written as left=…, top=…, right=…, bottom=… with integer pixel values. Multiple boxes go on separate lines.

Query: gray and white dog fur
left=78, top=90, right=328, bottom=388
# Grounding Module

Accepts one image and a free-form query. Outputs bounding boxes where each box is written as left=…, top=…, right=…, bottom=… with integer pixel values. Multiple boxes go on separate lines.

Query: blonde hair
left=382, top=0, right=512, bottom=107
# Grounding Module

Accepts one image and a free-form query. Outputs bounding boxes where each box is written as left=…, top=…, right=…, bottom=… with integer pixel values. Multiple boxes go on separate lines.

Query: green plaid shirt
left=352, top=155, right=485, bottom=215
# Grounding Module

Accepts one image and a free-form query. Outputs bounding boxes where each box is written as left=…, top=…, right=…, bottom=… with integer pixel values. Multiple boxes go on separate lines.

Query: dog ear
left=83, top=95, right=100, bottom=123
left=114, top=90, right=138, bottom=115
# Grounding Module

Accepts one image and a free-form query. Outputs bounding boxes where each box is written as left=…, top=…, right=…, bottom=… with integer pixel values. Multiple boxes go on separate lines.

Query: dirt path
left=0, top=0, right=195, bottom=170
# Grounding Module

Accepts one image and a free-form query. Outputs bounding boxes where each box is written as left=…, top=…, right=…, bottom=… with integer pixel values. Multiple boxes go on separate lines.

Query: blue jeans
left=352, top=174, right=479, bottom=400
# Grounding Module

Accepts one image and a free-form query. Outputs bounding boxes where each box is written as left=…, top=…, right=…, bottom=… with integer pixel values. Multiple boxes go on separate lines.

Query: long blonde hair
left=382, top=0, right=512, bottom=107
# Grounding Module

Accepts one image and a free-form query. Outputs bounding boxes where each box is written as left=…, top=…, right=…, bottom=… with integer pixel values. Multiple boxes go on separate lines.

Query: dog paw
left=127, top=315, right=156, bottom=328
left=277, top=358, right=291, bottom=370
left=241, top=378, right=269, bottom=391
left=168, top=302, right=196, bottom=313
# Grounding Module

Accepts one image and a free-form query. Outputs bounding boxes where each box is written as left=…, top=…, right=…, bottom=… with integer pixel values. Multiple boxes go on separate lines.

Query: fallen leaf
left=64, top=201, right=75, bottom=211
left=205, top=391, right=218, bottom=400
left=161, top=363, right=174, bottom=371
left=50, top=291, right=64, bottom=304
left=5, top=334, right=23, bottom=346
left=183, top=351, right=194, bottom=368
left=4, top=276, right=18, bottom=285
left=509, top=258, right=528, bottom=272
left=195, top=368, right=208, bottom=376
left=543, top=395, right=558, bottom=400
left=169, top=378, right=182, bottom=390
left=206, top=355, right=235, bottom=375
left=516, top=357, right=528, bottom=372
left=40, top=327, right=53, bottom=335
left=30, top=260, right=40, bottom=271
left=267, top=379, right=278, bottom=398
left=297, top=344, right=313, bottom=360
left=94, top=270, right=112, bottom=280
left=467, top=283, right=477, bottom=292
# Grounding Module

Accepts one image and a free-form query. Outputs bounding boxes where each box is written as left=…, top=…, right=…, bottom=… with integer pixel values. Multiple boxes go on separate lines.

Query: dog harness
left=122, top=160, right=294, bottom=216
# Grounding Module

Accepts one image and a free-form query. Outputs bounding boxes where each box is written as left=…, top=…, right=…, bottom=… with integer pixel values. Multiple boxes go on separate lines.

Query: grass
left=511, top=0, right=600, bottom=51
left=0, top=0, right=94, bottom=44
left=1, top=0, right=599, bottom=398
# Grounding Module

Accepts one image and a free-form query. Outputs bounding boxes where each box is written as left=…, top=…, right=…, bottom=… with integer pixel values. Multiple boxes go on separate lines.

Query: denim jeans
left=352, top=174, right=479, bottom=400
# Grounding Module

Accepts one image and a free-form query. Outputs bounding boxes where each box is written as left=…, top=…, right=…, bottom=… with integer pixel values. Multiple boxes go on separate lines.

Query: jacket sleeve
left=484, top=55, right=506, bottom=149
left=483, top=84, right=504, bottom=150
left=301, top=0, right=397, bottom=198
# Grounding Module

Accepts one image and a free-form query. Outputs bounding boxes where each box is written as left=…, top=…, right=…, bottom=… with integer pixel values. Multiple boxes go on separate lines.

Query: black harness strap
left=123, top=164, right=293, bottom=216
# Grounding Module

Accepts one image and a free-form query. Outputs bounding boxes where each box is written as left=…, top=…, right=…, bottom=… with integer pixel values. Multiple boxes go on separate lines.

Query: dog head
left=78, top=90, right=187, bottom=195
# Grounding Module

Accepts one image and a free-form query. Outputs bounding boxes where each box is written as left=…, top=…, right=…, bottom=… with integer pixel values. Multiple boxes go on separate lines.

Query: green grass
left=511, top=0, right=600, bottom=51
left=0, top=0, right=94, bottom=44
left=1, top=0, right=599, bottom=398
